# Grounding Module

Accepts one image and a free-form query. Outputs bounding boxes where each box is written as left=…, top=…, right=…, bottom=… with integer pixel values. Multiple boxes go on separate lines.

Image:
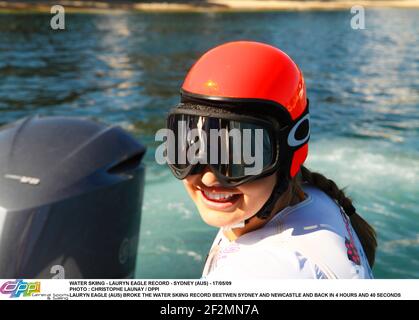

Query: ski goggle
left=166, top=106, right=284, bottom=187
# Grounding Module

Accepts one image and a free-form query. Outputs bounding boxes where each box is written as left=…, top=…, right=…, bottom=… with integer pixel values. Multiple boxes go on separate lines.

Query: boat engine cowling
left=0, top=116, right=146, bottom=279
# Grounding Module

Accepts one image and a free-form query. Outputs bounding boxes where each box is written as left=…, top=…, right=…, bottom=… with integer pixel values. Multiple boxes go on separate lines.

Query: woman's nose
left=201, top=168, right=221, bottom=187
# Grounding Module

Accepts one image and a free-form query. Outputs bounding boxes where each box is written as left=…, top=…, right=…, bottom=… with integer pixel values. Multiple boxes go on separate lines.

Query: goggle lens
left=167, top=113, right=276, bottom=181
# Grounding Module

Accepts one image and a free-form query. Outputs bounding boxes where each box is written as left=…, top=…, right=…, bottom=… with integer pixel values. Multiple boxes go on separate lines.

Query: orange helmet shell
left=182, top=41, right=307, bottom=121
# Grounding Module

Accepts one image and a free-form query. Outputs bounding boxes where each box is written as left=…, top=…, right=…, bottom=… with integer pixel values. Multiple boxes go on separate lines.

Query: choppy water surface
left=0, top=10, right=418, bottom=278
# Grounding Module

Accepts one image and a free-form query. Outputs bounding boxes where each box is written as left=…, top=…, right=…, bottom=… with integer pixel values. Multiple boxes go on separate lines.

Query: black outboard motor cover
left=0, top=116, right=146, bottom=278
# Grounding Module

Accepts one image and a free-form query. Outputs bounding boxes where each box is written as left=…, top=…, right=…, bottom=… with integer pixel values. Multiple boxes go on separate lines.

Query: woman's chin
left=197, top=207, right=243, bottom=228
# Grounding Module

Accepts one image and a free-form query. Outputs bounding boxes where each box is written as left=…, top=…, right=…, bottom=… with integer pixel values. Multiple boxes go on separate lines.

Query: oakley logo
left=287, top=114, right=310, bottom=147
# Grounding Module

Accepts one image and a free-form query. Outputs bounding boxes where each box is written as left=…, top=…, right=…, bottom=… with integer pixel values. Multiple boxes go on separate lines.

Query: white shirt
left=202, top=185, right=373, bottom=279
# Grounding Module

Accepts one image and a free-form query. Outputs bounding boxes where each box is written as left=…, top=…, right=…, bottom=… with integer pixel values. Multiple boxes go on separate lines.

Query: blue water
left=0, top=10, right=418, bottom=278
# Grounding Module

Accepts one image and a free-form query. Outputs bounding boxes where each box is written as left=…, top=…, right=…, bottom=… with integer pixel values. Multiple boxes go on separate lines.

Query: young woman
left=166, top=41, right=377, bottom=279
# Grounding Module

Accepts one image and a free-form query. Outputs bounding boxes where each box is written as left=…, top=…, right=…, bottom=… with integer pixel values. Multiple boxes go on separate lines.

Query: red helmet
left=180, top=41, right=309, bottom=178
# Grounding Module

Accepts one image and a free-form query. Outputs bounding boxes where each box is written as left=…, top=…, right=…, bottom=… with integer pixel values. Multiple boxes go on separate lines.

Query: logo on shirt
left=345, top=237, right=361, bottom=265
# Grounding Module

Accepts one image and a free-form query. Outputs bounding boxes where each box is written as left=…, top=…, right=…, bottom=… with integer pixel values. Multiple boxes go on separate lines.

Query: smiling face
left=183, top=168, right=277, bottom=228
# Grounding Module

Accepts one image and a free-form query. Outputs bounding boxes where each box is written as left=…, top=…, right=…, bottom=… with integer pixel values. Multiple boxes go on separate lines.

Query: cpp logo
left=0, top=280, right=41, bottom=298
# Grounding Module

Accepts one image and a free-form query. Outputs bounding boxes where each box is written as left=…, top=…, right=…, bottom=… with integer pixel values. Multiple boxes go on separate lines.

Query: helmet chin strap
left=224, top=172, right=290, bottom=231
left=254, top=171, right=290, bottom=220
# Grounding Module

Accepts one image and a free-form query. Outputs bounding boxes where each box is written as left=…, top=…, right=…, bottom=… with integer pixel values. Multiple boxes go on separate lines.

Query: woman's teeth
left=203, top=191, right=234, bottom=201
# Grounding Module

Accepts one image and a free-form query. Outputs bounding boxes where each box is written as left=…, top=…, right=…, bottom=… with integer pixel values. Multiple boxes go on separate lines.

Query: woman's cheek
left=183, top=179, right=199, bottom=202
left=238, top=174, right=277, bottom=215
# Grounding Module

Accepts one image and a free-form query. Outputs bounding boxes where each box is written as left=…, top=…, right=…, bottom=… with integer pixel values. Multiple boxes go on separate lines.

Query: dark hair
left=299, top=166, right=377, bottom=267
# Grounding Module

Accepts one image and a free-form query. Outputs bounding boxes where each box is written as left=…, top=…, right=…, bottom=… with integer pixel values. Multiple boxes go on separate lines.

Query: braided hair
left=300, top=166, right=377, bottom=267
